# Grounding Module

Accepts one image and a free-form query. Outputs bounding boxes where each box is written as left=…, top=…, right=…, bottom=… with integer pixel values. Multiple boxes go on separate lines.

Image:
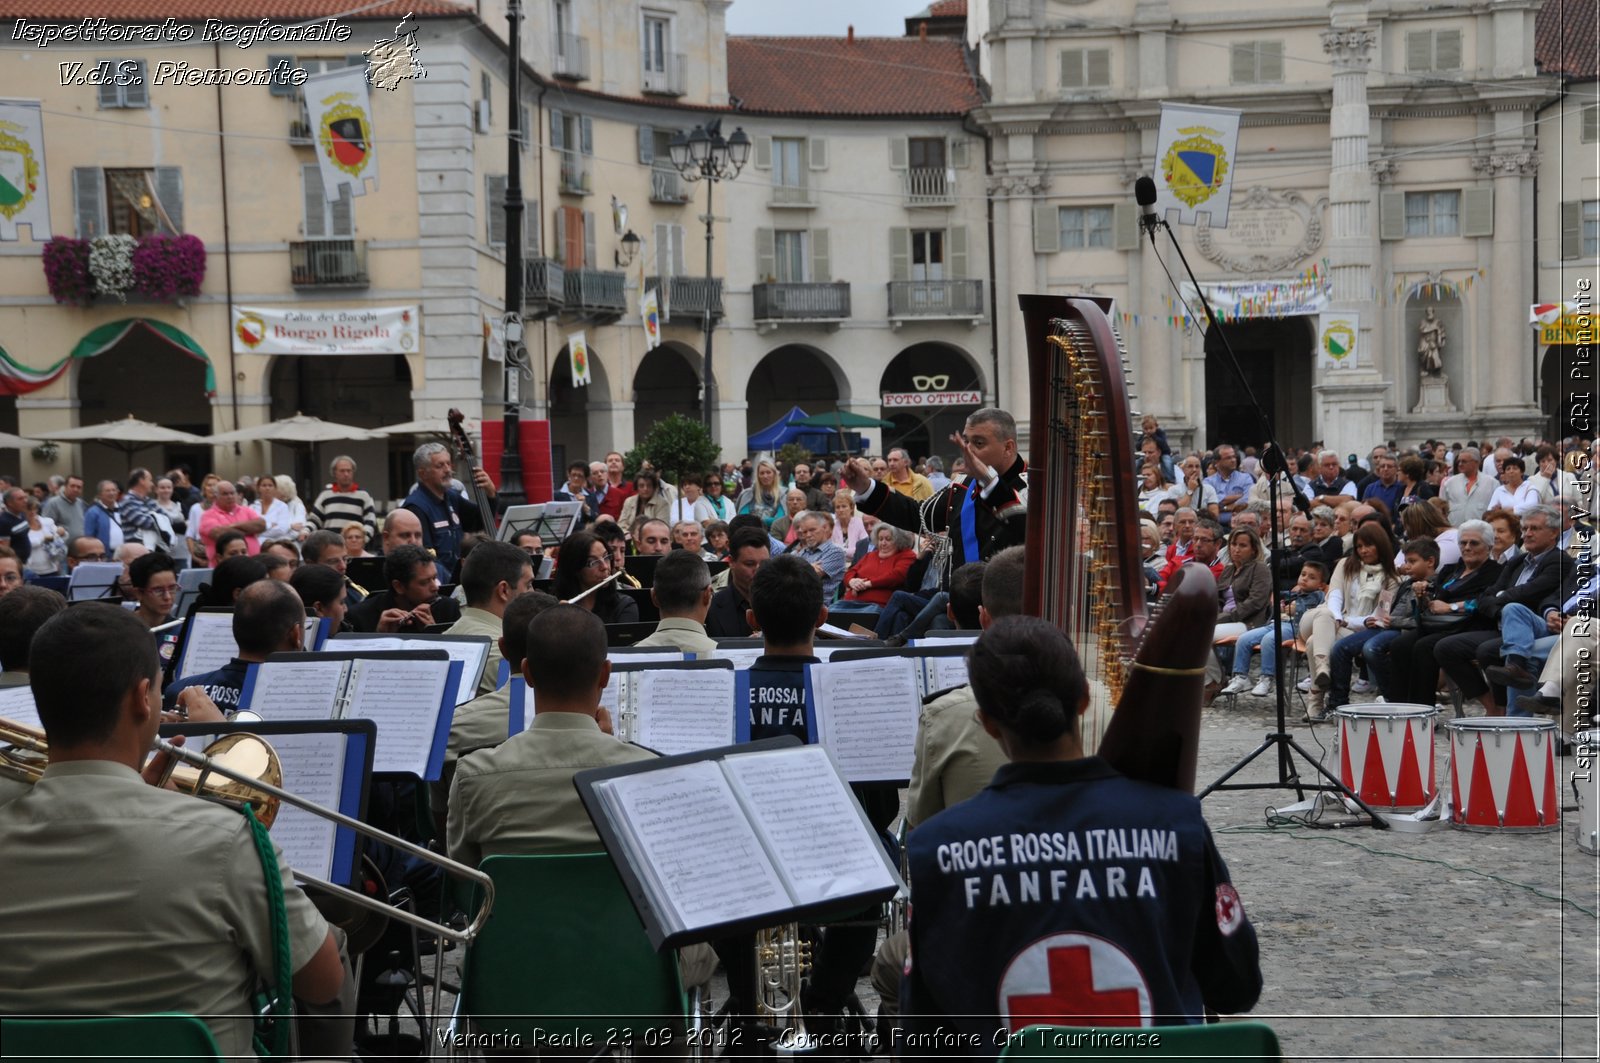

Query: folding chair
left=999, top=1020, right=1282, bottom=1061
left=1, top=1013, right=222, bottom=1062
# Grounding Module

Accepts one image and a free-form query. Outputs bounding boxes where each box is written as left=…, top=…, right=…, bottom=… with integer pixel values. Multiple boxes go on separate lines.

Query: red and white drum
left=1333, top=703, right=1437, bottom=811
left=1446, top=717, right=1559, bottom=832
left=1577, top=730, right=1598, bottom=855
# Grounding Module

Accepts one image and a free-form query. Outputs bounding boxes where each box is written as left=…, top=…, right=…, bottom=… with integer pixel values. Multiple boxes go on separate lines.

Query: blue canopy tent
left=747, top=406, right=811, bottom=450
left=747, top=405, right=869, bottom=455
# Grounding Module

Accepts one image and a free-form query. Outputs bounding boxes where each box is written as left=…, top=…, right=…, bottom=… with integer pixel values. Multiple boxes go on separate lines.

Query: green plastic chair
left=452, top=853, right=698, bottom=1052
left=1, top=1013, right=222, bottom=1062
left=998, top=1021, right=1282, bottom=1061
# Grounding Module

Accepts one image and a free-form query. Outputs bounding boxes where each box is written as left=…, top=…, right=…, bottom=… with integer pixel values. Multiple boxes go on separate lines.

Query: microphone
left=1134, top=175, right=1160, bottom=235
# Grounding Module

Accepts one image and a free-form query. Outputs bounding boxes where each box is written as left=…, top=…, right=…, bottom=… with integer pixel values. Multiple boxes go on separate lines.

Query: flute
left=563, top=568, right=625, bottom=605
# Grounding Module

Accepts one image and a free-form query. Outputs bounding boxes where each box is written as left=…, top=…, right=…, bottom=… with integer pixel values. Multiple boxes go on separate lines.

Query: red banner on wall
left=480, top=418, right=554, bottom=503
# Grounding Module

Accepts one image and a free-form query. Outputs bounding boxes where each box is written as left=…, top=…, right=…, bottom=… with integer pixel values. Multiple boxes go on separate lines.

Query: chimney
left=847, top=24, right=855, bottom=44
left=919, top=21, right=928, bottom=39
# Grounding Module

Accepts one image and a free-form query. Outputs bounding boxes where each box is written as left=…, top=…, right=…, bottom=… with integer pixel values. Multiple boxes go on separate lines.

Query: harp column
left=1315, top=4, right=1387, bottom=455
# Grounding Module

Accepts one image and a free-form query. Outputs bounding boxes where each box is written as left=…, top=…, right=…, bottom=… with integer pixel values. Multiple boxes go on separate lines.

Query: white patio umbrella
left=40, top=415, right=208, bottom=456
left=369, top=415, right=476, bottom=438
left=0, top=430, right=35, bottom=450
left=205, top=412, right=383, bottom=446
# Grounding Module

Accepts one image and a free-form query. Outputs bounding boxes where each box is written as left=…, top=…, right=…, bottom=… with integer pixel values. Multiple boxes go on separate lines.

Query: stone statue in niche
left=1417, top=307, right=1446, bottom=376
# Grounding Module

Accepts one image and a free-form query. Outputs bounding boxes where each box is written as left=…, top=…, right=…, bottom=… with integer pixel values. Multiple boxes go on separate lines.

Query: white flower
left=88, top=234, right=137, bottom=301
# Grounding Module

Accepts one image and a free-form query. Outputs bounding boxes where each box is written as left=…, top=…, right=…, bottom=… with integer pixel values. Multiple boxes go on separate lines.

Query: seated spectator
left=770, top=487, right=810, bottom=545
left=1388, top=519, right=1503, bottom=707
left=212, top=528, right=250, bottom=563
left=1137, top=461, right=1176, bottom=517
left=342, top=522, right=375, bottom=560
left=1205, top=526, right=1271, bottom=693
left=788, top=510, right=847, bottom=602
left=1158, top=512, right=1223, bottom=594
left=1400, top=496, right=1459, bottom=569
left=1170, top=455, right=1219, bottom=520
left=1485, top=508, right=1522, bottom=565
left=1326, top=538, right=1440, bottom=712
left=830, top=489, right=869, bottom=559
left=1220, top=560, right=1328, bottom=698
left=829, top=524, right=916, bottom=621
left=705, top=520, right=729, bottom=559
left=1487, top=456, right=1540, bottom=518
left=1301, top=523, right=1400, bottom=721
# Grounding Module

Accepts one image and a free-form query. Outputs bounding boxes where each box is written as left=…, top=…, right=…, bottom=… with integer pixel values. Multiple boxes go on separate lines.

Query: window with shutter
left=104, top=168, right=175, bottom=237
left=1230, top=41, right=1282, bottom=84
left=773, top=138, right=806, bottom=194
left=1032, top=204, right=1060, bottom=253
left=1379, top=191, right=1405, bottom=241
left=1583, top=105, right=1599, bottom=144
left=950, top=139, right=970, bottom=169
left=560, top=206, right=584, bottom=268
left=910, top=229, right=944, bottom=281
left=96, top=59, right=149, bottom=108
left=1404, top=32, right=1432, bottom=73
left=525, top=199, right=539, bottom=254
left=154, top=167, right=183, bottom=233
left=1058, top=206, right=1113, bottom=249
left=947, top=226, right=968, bottom=279
left=889, top=137, right=909, bottom=171
left=638, top=125, right=654, bottom=164
left=754, top=136, right=772, bottom=169
left=1404, top=191, right=1460, bottom=236
left=582, top=209, right=596, bottom=267
left=73, top=167, right=105, bottom=239
left=1112, top=203, right=1140, bottom=250
left=302, top=164, right=354, bottom=238
left=808, top=137, right=828, bottom=171
left=1060, top=48, right=1110, bottom=88
left=773, top=230, right=807, bottom=283
left=550, top=110, right=565, bottom=151
left=888, top=227, right=911, bottom=282
left=1460, top=188, right=1493, bottom=238
left=1584, top=200, right=1600, bottom=259
left=1434, top=30, right=1462, bottom=71
left=1407, top=29, right=1462, bottom=73
left=809, top=229, right=830, bottom=283
left=756, top=228, right=777, bottom=281
left=579, top=116, right=593, bottom=155
left=487, top=175, right=508, bottom=246
left=1560, top=201, right=1582, bottom=259
left=1086, top=48, right=1111, bottom=87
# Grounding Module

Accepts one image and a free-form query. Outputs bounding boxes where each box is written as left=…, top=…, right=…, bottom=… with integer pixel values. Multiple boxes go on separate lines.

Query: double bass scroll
left=447, top=408, right=497, bottom=535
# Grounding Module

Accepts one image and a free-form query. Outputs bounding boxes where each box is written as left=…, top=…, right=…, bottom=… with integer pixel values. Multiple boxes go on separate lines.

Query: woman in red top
left=838, top=524, right=916, bottom=607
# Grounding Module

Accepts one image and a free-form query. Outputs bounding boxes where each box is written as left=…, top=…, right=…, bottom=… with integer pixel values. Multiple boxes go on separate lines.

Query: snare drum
left=1576, top=730, right=1599, bottom=855
left=1446, top=717, right=1559, bottom=832
left=1332, top=703, right=1437, bottom=811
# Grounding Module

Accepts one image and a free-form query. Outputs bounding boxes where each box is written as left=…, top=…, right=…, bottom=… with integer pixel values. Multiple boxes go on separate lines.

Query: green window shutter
left=1435, top=30, right=1462, bottom=71
left=1087, top=49, right=1111, bottom=87
left=948, top=226, right=969, bottom=279
left=889, top=227, right=911, bottom=281
left=579, top=116, right=593, bottom=155
left=1033, top=204, right=1060, bottom=253
left=550, top=109, right=565, bottom=151
left=73, top=167, right=104, bottom=238
left=1379, top=191, right=1406, bottom=240
left=889, top=137, right=908, bottom=170
left=1583, top=106, right=1599, bottom=144
left=637, top=125, right=654, bottom=164
left=486, top=175, right=508, bottom=246
left=1112, top=203, right=1140, bottom=250
left=1230, top=43, right=1255, bottom=84
left=756, top=227, right=776, bottom=281
left=950, top=138, right=970, bottom=169
left=267, top=54, right=296, bottom=96
left=525, top=198, right=539, bottom=253
left=1561, top=201, right=1582, bottom=259
left=1061, top=50, right=1083, bottom=88
left=582, top=209, right=596, bottom=267
left=809, top=229, right=831, bottom=283
left=154, top=166, right=183, bottom=233
left=329, top=185, right=354, bottom=237
left=754, top=135, right=771, bottom=169
left=1460, top=187, right=1493, bottom=238
left=96, top=61, right=119, bottom=108
left=301, top=164, right=326, bottom=238
left=1405, top=31, right=1430, bottom=73
left=1258, top=41, right=1283, bottom=82
left=808, top=136, right=828, bottom=171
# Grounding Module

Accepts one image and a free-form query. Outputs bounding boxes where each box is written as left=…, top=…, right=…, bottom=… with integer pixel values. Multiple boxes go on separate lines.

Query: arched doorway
left=269, top=354, right=412, bottom=498
left=1542, top=345, right=1592, bottom=439
left=879, top=342, right=984, bottom=465
left=746, top=344, right=847, bottom=451
left=1202, top=317, right=1314, bottom=449
left=634, top=343, right=701, bottom=442
left=549, top=342, right=611, bottom=473
left=76, top=323, right=212, bottom=486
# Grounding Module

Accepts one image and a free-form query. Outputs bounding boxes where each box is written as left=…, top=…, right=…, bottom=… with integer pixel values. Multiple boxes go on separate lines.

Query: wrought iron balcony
left=553, top=34, right=590, bottom=80
left=290, top=239, right=369, bottom=288
left=649, top=167, right=690, bottom=205
left=563, top=268, right=627, bottom=322
left=752, top=282, right=851, bottom=326
left=902, top=167, right=956, bottom=207
left=641, top=52, right=687, bottom=96
left=523, top=256, right=565, bottom=317
left=886, top=279, right=985, bottom=324
left=288, top=118, right=313, bottom=145
left=647, top=275, right=724, bottom=323
left=770, top=183, right=815, bottom=209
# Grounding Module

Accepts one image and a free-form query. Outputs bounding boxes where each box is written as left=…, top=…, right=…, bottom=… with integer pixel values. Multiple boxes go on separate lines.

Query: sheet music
left=264, top=731, right=347, bottom=881
left=913, top=632, right=980, bottom=646
left=817, top=624, right=868, bottom=640
left=599, top=672, right=622, bottom=722
left=725, top=746, right=898, bottom=907
left=611, top=650, right=686, bottom=665
left=597, top=760, right=789, bottom=934
left=708, top=647, right=763, bottom=671
left=811, top=644, right=858, bottom=662
left=0, top=684, right=40, bottom=731
left=925, top=655, right=970, bottom=694
left=245, top=660, right=346, bottom=721
left=344, top=659, right=450, bottom=775
left=67, top=562, right=123, bottom=602
left=178, top=613, right=238, bottom=679
left=301, top=618, right=321, bottom=651
left=633, top=669, right=736, bottom=756
left=808, top=657, right=921, bottom=782
left=335, top=636, right=485, bottom=706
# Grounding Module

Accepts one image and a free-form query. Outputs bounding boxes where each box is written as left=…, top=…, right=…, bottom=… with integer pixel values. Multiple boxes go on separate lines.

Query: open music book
left=239, top=651, right=460, bottom=778
left=159, top=719, right=374, bottom=886
left=832, top=644, right=973, bottom=700
left=575, top=738, right=903, bottom=949
left=330, top=632, right=491, bottom=706
left=798, top=655, right=924, bottom=783
left=508, top=659, right=737, bottom=758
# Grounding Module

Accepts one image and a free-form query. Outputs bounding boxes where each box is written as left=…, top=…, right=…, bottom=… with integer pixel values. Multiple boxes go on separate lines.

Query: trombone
left=0, top=716, right=495, bottom=949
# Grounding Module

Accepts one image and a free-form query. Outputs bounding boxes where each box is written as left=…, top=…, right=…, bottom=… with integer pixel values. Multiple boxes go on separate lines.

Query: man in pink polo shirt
left=198, top=480, right=266, bottom=566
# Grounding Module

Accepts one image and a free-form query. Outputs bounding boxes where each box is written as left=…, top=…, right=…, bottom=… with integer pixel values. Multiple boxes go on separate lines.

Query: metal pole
left=498, top=0, right=527, bottom=508
left=701, top=176, right=716, bottom=433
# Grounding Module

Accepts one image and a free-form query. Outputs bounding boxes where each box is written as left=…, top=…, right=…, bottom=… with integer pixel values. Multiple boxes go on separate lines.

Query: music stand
left=496, top=502, right=583, bottom=545
left=65, top=562, right=124, bottom=602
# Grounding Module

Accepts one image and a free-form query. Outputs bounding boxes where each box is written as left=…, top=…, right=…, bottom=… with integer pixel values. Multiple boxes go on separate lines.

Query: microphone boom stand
left=1142, top=213, right=1387, bottom=829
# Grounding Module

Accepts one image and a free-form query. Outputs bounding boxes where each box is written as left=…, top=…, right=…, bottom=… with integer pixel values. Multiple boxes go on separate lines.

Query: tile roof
left=1535, top=0, right=1597, bottom=80
left=0, top=0, right=468, bottom=19
left=928, top=0, right=967, bottom=17
left=728, top=36, right=983, bottom=117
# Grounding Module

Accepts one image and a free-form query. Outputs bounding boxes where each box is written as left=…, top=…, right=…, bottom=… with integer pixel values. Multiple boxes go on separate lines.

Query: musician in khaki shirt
left=634, top=550, right=718, bottom=655
left=445, top=540, right=535, bottom=696
left=0, top=604, right=344, bottom=1059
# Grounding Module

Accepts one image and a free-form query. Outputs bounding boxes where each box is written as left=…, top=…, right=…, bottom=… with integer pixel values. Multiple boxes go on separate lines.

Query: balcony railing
left=288, top=118, right=313, bottom=145
left=559, top=151, right=591, bottom=196
left=770, top=183, right=814, bottom=208
left=753, top=282, right=851, bottom=323
left=641, top=52, right=687, bottom=96
left=564, top=268, right=628, bottom=321
left=290, top=239, right=369, bottom=288
left=523, top=256, right=565, bottom=316
left=649, top=167, right=690, bottom=204
left=553, top=34, right=590, bottom=80
left=887, top=279, right=985, bottom=320
left=647, top=274, right=724, bottom=323
left=903, top=167, right=955, bottom=206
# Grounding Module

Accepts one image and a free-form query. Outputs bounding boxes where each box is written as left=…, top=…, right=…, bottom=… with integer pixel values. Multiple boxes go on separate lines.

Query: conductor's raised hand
left=951, top=431, right=991, bottom=484
left=842, top=458, right=876, bottom=495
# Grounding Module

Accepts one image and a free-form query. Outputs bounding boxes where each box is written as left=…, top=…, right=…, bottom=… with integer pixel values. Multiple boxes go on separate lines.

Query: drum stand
left=1138, top=210, right=1387, bottom=828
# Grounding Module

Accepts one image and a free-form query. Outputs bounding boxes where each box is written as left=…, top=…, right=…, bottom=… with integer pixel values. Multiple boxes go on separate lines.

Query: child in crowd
left=1219, top=561, right=1329, bottom=698
left=1324, top=538, right=1440, bottom=711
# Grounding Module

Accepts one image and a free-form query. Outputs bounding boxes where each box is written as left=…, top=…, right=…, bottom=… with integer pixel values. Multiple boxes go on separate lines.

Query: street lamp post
left=668, top=119, right=749, bottom=436
left=497, top=0, right=527, bottom=508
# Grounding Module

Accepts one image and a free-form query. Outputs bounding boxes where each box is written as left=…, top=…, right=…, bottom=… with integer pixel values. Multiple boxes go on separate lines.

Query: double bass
left=447, top=408, right=497, bottom=535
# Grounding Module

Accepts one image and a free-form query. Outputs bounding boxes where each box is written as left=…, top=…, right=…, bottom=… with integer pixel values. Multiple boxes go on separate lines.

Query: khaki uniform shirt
left=635, top=617, right=718, bottom=655
left=905, top=685, right=1007, bottom=828
left=428, top=683, right=514, bottom=838
left=446, top=606, right=504, bottom=696
left=0, top=760, right=329, bottom=1058
left=447, top=711, right=655, bottom=868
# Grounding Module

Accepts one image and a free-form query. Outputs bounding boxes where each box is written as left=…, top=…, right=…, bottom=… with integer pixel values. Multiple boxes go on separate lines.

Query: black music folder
left=574, top=737, right=903, bottom=950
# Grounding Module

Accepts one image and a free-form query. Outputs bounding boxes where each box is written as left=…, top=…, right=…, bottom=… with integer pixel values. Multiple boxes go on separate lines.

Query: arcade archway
left=76, top=322, right=212, bottom=485
left=745, top=344, right=847, bottom=445
left=550, top=343, right=612, bottom=472
left=634, top=342, right=701, bottom=442
left=269, top=354, right=412, bottom=497
left=879, top=342, right=984, bottom=464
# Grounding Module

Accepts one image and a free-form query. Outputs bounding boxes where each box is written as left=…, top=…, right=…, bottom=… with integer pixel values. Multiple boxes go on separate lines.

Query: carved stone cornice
left=1320, top=26, right=1376, bottom=66
left=1471, top=152, right=1538, bottom=177
left=1369, top=158, right=1400, bottom=183
left=987, top=172, right=1050, bottom=197
left=1194, top=186, right=1328, bottom=276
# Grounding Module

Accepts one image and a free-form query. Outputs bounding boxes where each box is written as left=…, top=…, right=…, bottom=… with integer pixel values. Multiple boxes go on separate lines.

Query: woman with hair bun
left=900, top=616, right=1262, bottom=1049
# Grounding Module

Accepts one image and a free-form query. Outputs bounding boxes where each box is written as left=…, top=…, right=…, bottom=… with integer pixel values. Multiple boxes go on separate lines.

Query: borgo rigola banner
left=232, top=305, right=419, bottom=355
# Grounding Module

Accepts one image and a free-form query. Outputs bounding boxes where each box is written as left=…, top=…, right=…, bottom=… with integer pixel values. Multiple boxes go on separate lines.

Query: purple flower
left=41, top=238, right=93, bottom=306
left=131, top=233, right=207, bottom=301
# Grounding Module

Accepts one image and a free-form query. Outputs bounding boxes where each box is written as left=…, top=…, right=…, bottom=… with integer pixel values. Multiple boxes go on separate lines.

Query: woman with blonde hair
left=736, top=459, right=784, bottom=528
left=274, top=474, right=308, bottom=540
left=831, top=488, right=869, bottom=558
left=1301, top=522, right=1400, bottom=721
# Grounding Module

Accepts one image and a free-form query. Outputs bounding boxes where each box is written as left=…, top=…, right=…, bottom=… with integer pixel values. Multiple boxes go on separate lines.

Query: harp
left=1019, top=295, right=1214, bottom=786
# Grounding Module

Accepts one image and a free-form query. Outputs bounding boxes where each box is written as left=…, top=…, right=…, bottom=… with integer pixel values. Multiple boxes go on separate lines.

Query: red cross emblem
left=998, top=933, right=1152, bottom=1031
left=1215, top=884, right=1244, bottom=936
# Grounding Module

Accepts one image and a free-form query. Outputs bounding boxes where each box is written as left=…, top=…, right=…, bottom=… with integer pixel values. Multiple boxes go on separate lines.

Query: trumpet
left=0, top=716, right=495, bottom=949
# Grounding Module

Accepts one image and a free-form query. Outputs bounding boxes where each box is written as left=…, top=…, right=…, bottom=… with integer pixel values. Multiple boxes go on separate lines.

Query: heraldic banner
left=641, top=288, right=662, bottom=352
left=1154, top=102, right=1241, bottom=229
left=568, top=331, right=592, bottom=387
left=0, top=99, right=51, bottom=242
left=1317, top=311, right=1361, bottom=371
left=305, top=66, right=378, bottom=199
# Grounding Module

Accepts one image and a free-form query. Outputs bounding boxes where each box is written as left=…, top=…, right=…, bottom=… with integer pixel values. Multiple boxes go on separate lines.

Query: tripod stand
left=1137, top=203, right=1387, bottom=828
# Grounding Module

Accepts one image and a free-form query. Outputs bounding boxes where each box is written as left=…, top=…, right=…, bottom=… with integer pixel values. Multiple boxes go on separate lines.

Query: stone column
left=1473, top=151, right=1540, bottom=421
left=1315, top=7, right=1387, bottom=454
left=988, top=168, right=1048, bottom=454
